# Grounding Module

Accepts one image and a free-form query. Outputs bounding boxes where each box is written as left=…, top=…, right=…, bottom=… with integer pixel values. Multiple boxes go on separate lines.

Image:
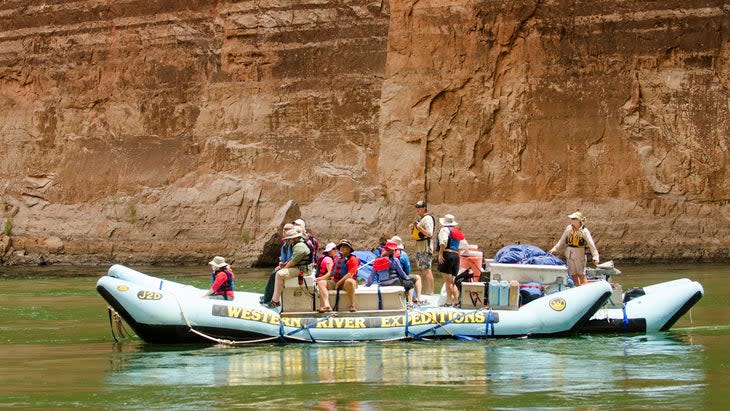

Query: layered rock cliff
left=0, top=0, right=728, bottom=266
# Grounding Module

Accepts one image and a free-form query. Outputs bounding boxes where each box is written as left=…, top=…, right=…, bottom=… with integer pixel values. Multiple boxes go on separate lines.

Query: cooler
left=459, top=249, right=483, bottom=283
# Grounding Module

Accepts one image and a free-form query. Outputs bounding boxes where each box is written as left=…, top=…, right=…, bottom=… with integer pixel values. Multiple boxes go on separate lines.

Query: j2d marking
left=137, top=290, right=162, bottom=300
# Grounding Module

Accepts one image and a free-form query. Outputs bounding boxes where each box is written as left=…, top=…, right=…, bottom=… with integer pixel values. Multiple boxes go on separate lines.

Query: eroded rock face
left=0, top=1, right=728, bottom=266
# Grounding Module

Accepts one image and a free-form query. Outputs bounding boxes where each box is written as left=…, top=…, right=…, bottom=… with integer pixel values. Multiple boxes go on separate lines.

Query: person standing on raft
left=549, top=211, right=599, bottom=286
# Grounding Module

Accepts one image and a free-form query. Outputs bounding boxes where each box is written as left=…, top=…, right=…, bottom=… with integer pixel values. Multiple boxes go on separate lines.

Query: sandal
left=265, top=300, right=280, bottom=308
left=348, top=305, right=357, bottom=312
left=317, top=307, right=332, bottom=313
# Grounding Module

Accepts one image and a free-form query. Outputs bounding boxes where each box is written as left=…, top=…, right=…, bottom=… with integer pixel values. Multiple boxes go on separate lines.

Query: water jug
left=498, top=280, right=510, bottom=306
left=488, top=279, right=500, bottom=306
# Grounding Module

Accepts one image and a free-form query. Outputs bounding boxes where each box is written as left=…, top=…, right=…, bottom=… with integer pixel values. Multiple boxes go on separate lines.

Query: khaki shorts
left=565, top=247, right=587, bottom=276
left=276, top=267, right=301, bottom=279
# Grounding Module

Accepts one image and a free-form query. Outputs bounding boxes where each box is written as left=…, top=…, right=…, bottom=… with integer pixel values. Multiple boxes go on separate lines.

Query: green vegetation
left=2, top=218, right=11, bottom=236
left=241, top=227, right=250, bottom=244
left=126, top=202, right=137, bottom=224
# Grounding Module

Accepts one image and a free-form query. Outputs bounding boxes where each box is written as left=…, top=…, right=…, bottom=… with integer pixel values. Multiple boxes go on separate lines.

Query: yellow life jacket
left=411, top=215, right=433, bottom=241
left=411, top=225, right=423, bottom=241
left=567, top=227, right=586, bottom=247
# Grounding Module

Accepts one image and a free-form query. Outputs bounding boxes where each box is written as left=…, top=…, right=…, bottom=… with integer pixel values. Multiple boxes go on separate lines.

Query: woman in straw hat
left=203, top=256, right=235, bottom=300
left=549, top=211, right=600, bottom=286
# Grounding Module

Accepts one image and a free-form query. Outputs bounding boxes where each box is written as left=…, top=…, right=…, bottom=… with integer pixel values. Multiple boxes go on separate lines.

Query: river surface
left=0, top=263, right=728, bottom=410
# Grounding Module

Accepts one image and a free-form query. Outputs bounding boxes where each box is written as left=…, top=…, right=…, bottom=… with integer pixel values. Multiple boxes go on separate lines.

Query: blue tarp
left=493, top=244, right=565, bottom=266
left=353, top=250, right=377, bottom=281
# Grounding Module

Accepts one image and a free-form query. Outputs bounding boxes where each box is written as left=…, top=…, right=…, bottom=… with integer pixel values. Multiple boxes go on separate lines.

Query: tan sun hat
left=208, top=256, right=228, bottom=269
left=439, top=214, right=459, bottom=226
left=568, top=211, right=586, bottom=222
left=283, top=228, right=303, bottom=240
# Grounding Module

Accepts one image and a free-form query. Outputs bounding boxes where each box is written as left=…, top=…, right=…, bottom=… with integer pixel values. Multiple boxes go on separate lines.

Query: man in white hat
left=549, top=211, right=599, bottom=286
left=203, top=256, right=235, bottom=300
left=436, top=214, right=465, bottom=306
left=267, top=228, right=313, bottom=308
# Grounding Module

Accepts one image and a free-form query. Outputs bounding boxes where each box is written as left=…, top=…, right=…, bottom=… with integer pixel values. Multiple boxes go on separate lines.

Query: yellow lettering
left=251, top=310, right=262, bottom=321
left=227, top=306, right=243, bottom=318
left=241, top=309, right=252, bottom=320
left=474, top=312, right=485, bottom=323
left=282, top=318, right=302, bottom=328
left=354, top=318, right=366, bottom=328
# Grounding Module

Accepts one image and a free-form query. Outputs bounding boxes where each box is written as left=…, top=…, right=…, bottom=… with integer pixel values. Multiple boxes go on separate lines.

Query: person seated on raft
left=260, top=222, right=296, bottom=304
left=329, top=239, right=359, bottom=312
left=388, top=235, right=426, bottom=305
left=314, top=242, right=338, bottom=312
left=365, top=241, right=417, bottom=306
left=203, top=256, right=235, bottom=300
left=266, top=229, right=313, bottom=308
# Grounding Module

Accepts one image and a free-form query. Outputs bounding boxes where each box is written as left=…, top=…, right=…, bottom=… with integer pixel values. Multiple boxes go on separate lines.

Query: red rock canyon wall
left=0, top=0, right=728, bottom=265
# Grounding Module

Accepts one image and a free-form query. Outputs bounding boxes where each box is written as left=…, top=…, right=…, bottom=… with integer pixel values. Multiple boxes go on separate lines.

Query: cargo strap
left=284, top=316, right=335, bottom=343
left=485, top=310, right=495, bottom=337
left=377, top=285, right=383, bottom=310
left=411, top=308, right=480, bottom=340
left=334, top=288, right=341, bottom=311
left=622, top=305, right=629, bottom=331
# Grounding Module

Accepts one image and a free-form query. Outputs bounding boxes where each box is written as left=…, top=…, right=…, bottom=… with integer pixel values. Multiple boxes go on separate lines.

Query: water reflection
left=106, top=334, right=704, bottom=402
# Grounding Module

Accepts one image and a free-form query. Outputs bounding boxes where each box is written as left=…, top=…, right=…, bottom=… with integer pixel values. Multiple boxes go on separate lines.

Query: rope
left=107, top=307, right=119, bottom=342
left=107, top=306, right=130, bottom=342
left=169, top=291, right=280, bottom=345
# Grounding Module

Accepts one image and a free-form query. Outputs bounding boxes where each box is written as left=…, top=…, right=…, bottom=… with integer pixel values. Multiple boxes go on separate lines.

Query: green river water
left=0, top=263, right=728, bottom=410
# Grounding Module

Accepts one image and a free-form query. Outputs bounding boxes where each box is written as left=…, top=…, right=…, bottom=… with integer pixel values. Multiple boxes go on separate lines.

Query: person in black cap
left=408, top=200, right=435, bottom=295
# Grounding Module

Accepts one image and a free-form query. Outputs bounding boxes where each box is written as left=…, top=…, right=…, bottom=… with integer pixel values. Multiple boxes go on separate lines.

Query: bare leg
left=316, top=279, right=331, bottom=309
left=421, top=268, right=434, bottom=295
left=412, top=274, right=422, bottom=302
left=344, top=278, right=357, bottom=310
left=442, top=273, right=454, bottom=305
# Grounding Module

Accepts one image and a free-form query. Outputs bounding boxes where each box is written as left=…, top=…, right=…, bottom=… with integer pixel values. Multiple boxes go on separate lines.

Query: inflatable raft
left=488, top=261, right=704, bottom=334
left=580, top=278, right=704, bottom=333
left=96, top=265, right=612, bottom=344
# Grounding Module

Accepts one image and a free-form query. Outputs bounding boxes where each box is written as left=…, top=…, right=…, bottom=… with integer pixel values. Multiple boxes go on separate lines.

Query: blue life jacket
left=436, top=227, right=464, bottom=253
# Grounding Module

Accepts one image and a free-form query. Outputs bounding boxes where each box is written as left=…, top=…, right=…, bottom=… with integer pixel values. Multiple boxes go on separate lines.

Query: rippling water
left=1, top=263, right=728, bottom=410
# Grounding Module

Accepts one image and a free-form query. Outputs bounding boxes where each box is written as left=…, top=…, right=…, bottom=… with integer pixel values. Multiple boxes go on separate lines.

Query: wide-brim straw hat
left=208, top=256, right=228, bottom=269
left=284, top=228, right=303, bottom=239
left=439, top=214, right=459, bottom=226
